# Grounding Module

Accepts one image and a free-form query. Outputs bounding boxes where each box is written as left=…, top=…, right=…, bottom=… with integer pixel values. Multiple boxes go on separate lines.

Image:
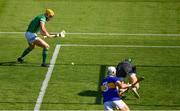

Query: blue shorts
left=25, top=32, right=38, bottom=44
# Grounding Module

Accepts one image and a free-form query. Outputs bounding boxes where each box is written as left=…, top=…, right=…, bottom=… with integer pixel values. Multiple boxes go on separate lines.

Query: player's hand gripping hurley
left=132, top=76, right=145, bottom=87
left=43, top=30, right=66, bottom=38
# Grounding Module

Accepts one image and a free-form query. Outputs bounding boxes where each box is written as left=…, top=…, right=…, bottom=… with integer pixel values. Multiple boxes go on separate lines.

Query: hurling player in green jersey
left=17, top=9, right=59, bottom=67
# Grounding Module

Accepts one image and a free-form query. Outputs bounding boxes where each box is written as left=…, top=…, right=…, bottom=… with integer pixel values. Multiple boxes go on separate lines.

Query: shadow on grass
left=78, top=90, right=99, bottom=97
left=78, top=65, right=107, bottom=105
left=0, top=61, right=17, bottom=66
left=0, top=61, right=41, bottom=67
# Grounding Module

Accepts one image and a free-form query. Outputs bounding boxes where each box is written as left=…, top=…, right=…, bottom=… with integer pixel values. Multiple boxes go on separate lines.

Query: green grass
left=0, top=0, right=180, bottom=110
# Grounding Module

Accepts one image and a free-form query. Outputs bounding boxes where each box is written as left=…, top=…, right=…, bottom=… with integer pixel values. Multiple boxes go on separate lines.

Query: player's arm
left=128, top=73, right=138, bottom=84
left=115, top=81, right=132, bottom=89
left=129, top=73, right=139, bottom=89
left=40, top=22, right=58, bottom=38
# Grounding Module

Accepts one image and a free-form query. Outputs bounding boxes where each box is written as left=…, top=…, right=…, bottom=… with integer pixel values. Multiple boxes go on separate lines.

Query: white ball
left=71, top=62, right=74, bottom=65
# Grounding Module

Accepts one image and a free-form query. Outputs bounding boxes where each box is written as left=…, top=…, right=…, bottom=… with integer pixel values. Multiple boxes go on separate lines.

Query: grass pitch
left=0, top=0, right=180, bottom=110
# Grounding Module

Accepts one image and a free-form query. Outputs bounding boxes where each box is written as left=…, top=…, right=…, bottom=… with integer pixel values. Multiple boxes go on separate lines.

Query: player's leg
left=129, top=73, right=140, bottom=98
left=129, top=73, right=139, bottom=89
left=33, top=37, right=50, bottom=67
left=104, top=101, right=114, bottom=111
left=117, top=81, right=129, bottom=99
left=17, top=32, right=37, bottom=62
left=17, top=44, right=35, bottom=62
left=113, top=100, right=130, bottom=111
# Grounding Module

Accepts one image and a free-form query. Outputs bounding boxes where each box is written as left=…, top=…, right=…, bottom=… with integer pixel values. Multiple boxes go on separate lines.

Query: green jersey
left=26, top=14, right=47, bottom=33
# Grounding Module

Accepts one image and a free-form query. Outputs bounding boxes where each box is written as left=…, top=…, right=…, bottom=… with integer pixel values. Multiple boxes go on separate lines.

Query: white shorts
left=104, top=100, right=128, bottom=111
left=25, top=32, right=38, bottom=44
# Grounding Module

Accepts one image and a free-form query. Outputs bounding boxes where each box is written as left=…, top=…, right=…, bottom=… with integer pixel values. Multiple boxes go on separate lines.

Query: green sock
left=20, top=47, right=33, bottom=59
left=42, top=48, right=48, bottom=64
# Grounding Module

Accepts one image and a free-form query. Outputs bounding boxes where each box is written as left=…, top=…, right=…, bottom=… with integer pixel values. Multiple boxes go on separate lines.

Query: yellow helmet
left=45, top=9, right=55, bottom=17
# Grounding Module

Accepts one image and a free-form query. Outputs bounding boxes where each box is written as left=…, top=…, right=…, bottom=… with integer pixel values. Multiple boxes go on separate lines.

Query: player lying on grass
left=101, top=66, right=135, bottom=111
left=17, top=9, right=65, bottom=67
left=116, top=58, right=140, bottom=98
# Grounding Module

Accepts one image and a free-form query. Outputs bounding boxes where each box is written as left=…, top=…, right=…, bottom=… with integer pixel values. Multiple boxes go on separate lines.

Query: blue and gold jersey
left=101, top=76, right=121, bottom=102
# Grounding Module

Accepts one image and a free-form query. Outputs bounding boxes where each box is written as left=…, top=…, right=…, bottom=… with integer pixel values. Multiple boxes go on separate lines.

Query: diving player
left=17, top=9, right=59, bottom=67
left=101, top=66, right=133, bottom=111
left=116, top=58, right=140, bottom=98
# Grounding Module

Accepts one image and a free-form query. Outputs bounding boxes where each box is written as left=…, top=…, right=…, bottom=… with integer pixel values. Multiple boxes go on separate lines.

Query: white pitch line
left=0, top=31, right=180, bottom=37
left=34, top=44, right=61, bottom=111
left=61, top=44, right=180, bottom=48
left=66, top=32, right=180, bottom=37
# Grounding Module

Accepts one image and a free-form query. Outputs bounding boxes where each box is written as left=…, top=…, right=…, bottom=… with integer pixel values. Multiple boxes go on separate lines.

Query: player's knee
left=121, top=105, right=130, bottom=111
left=44, top=44, right=50, bottom=49
left=135, top=83, right=140, bottom=89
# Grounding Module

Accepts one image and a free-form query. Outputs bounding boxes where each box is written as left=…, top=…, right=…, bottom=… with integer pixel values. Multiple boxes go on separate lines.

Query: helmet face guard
left=46, top=16, right=53, bottom=21
left=107, top=66, right=116, bottom=76
left=45, top=9, right=54, bottom=21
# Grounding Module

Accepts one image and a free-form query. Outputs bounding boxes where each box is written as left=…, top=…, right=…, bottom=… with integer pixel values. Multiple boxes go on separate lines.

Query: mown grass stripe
left=0, top=32, right=180, bottom=37
left=61, top=44, right=180, bottom=48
